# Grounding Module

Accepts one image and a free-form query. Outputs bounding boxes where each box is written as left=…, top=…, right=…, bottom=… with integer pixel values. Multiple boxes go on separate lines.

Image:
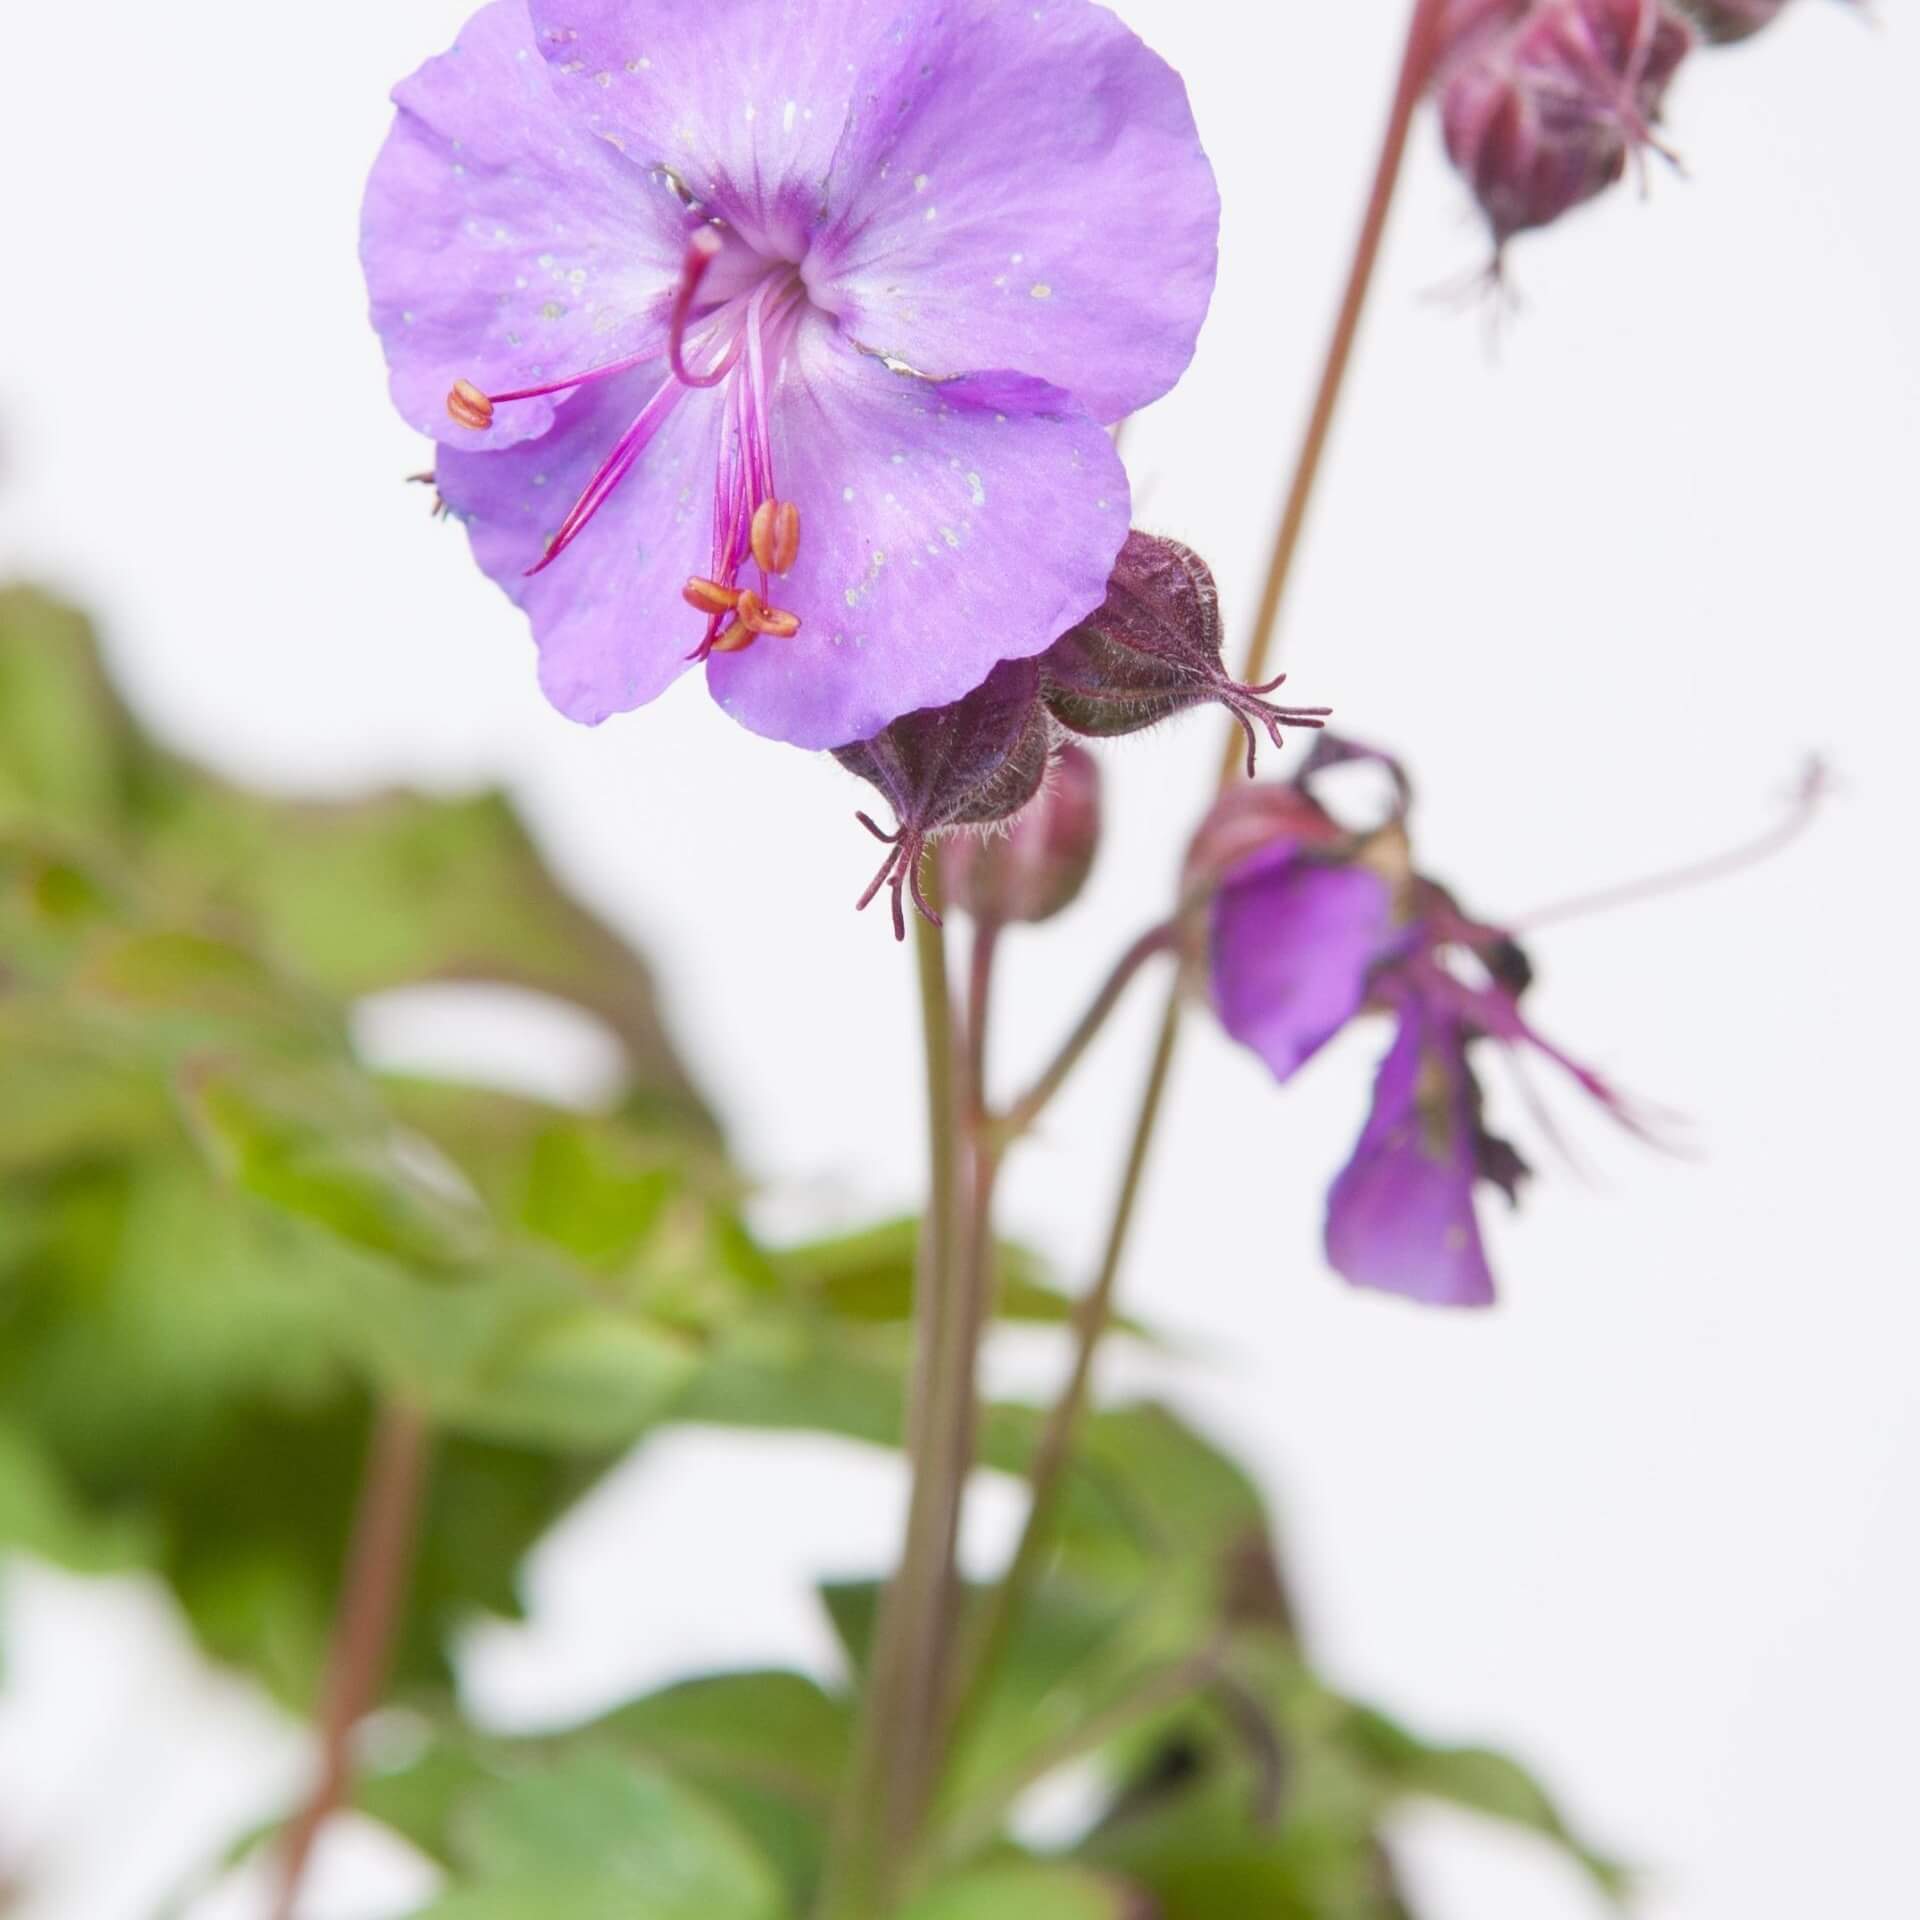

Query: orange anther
left=447, top=378, right=495, bottom=431
left=737, top=590, right=801, bottom=639
left=750, top=498, right=802, bottom=576
left=682, top=576, right=741, bottom=616
left=709, top=617, right=756, bottom=654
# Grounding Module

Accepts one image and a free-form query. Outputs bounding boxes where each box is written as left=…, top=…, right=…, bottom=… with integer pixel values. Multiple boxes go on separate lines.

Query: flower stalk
left=824, top=880, right=975, bottom=1917
left=271, top=1400, right=430, bottom=1920
left=955, top=0, right=1455, bottom=1775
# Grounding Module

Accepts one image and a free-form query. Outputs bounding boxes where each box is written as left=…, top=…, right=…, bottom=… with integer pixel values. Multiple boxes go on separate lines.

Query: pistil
left=446, top=226, right=808, bottom=654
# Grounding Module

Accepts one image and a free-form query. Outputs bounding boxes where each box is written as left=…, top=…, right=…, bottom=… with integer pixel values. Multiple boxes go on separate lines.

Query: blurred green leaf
left=781, top=1218, right=1088, bottom=1328
left=180, top=1054, right=492, bottom=1272
left=0, top=587, right=141, bottom=835
left=1340, top=1706, right=1629, bottom=1897
left=901, top=1864, right=1144, bottom=1920
left=416, top=1753, right=788, bottom=1920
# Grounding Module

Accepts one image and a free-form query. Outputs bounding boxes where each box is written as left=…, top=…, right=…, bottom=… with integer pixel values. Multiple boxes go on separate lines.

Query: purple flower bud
left=833, top=658, right=1052, bottom=940
left=1441, top=0, right=1694, bottom=257
left=940, top=742, right=1102, bottom=928
left=1039, top=533, right=1330, bottom=777
left=1671, top=0, right=1792, bottom=39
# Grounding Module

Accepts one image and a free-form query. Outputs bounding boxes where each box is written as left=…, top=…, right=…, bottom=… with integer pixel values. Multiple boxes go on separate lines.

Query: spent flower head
left=833, top=657, right=1053, bottom=940
left=1197, top=737, right=1659, bottom=1307
left=1039, top=532, right=1330, bottom=776
left=363, top=0, right=1219, bottom=749
left=940, top=740, right=1102, bottom=928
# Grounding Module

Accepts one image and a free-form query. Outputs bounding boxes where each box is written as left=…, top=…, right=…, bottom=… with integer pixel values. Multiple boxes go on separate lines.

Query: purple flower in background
left=362, top=0, right=1218, bottom=749
left=1199, top=740, right=1656, bottom=1308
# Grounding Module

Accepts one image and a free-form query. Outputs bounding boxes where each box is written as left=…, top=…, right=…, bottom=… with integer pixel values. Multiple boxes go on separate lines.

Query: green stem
left=990, top=922, right=1176, bottom=1149
left=953, top=0, right=1449, bottom=1787
left=943, top=993, right=1184, bottom=1761
left=822, top=891, right=971, bottom=1919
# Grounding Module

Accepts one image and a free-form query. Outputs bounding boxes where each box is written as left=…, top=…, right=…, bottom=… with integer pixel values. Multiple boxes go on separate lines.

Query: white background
left=2, top=2, right=1916, bottom=1916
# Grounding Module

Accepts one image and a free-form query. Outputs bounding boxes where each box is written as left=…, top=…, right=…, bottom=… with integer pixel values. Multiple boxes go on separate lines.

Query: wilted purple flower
left=941, top=741, right=1102, bottom=928
left=1039, top=533, right=1330, bottom=776
left=833, top=657, right=1051, bottom=940
left=362, top=0, right=1219, bottom=750
left=1200, top=742, right=1653, bottom=1308
left=1440, top=0, right=1694, bottom=262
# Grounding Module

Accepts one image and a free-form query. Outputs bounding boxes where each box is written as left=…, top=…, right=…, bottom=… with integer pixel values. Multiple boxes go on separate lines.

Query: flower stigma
left=446, top=218, right=810, bottom=657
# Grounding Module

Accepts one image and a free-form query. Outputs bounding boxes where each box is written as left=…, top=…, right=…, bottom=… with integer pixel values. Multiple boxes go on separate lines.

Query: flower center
left=447, top=224, right=810, bottom=659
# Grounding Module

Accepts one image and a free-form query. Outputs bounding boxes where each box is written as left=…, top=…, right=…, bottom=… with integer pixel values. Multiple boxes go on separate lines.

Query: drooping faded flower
left=1196, top=739, right=1655, bottom=1308
left=362, top=0, right=1219, bottom=750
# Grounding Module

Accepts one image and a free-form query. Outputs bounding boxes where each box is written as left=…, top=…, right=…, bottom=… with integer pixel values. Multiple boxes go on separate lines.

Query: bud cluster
left=834, top=534, right=1329, bottom=938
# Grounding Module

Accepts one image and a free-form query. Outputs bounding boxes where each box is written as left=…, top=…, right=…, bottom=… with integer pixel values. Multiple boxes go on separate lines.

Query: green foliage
left=0, top=587, right=1622, bottom=1919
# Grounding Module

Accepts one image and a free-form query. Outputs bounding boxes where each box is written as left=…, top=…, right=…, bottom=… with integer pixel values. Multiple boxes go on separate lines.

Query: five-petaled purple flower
left=362, top=0, right=1219, bottom=750
left=1196, top=740, right=1658, bottom=1308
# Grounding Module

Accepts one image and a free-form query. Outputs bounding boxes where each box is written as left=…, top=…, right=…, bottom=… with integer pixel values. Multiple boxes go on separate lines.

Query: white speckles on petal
left=967, top=471, right=986, bottom=506
left=915, top=172, right=930, bottom=193
left=782, top=99, right=798, bottom=133
left=744, top=102, right=758, bottom=122
left=842, top=485, right=855, bottom=502
left=1030, top=283, right=1052, bottom=299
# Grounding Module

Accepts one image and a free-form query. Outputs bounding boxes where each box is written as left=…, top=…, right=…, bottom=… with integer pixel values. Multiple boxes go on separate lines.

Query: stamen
left=737, top=590, right=800, bottom=639
left=525, top=373, right=685, bottom=577
left=682, top=576, right=741, bottom=616
left=668, top=228, right=741, bottom=390
left=709, top=617, right=755, bottom=653
left=447, top=378, right=494, bottom=431
left=448, top=339, right=677, bottom=428
left=751, top=499, right=802, bottom=576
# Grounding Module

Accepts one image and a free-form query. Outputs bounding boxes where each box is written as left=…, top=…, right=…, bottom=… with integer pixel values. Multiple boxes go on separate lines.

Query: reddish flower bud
left=1671, top=0, right=1791, bottom=39
left=833, top=658, right=1052, bottom=940
left=1434, top=0, right=1534, bottom=74
left=940, top=741, right=1102, bottom=928
left=1441, top=0, right=1693, bottom=257
left=1039, top=532, right=1329, bottom=777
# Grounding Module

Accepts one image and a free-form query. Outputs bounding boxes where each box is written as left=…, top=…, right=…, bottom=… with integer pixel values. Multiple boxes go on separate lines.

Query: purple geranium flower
left=1198, top=740, right=1657, bottom=1308
left=362, top=0, right=1219, bottom=749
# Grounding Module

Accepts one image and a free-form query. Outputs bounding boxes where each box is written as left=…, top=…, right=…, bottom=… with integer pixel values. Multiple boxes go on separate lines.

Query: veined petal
left=362, top=0, right=688, bottom=450
left=526, top=0, right=914, bottom=261
left=1324, top=1002, right=1498, bottom=1309
left=437, top=361, right=725, bottom=722
left=814, top=0, right=1220, bottom=422
left=705, top=324, right=1128, bottom=748
left=1211, top=845, right=1394, bottom=1082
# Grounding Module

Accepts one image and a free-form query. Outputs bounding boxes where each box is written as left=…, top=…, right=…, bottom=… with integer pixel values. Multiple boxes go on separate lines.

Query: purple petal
left=436, top=361, right=723, bottom=722
left=362, top=0, right=688, bottom=451
left=704, top=325, right=1128, bottom=748
left=1210, top=844, right=1394, bottom=1082
left=811, top=0, right=1220, bottom=422
left=1324, top=1003, right=1498, bottom=1309
left=525, top=0, right=914, bottom=261
left=528, top=0, right=1217, bottom=423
